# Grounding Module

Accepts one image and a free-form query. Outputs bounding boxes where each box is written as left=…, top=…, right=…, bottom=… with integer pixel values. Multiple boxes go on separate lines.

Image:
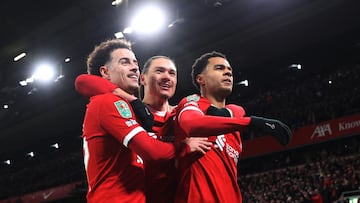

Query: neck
left=200, top=89, right=226, bottom=108
left=143, top=95, right=171, bottom=112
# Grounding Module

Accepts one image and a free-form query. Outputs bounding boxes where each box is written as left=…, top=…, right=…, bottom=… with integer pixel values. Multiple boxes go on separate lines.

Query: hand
left=130, top=99, right=154, bottom=132
left=183, top=137, right=212, bottom=155
left=249, top=116, right=292, bottom=146
left=225, top=104, right=245, bottom=118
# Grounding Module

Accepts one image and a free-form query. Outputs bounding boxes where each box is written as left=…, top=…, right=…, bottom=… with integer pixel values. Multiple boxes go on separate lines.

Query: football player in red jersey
left=76, top=53, right=212, bottom=203
left=174, top=51, right=291, bottom=203
left=79, top=39, right=211, bottom=203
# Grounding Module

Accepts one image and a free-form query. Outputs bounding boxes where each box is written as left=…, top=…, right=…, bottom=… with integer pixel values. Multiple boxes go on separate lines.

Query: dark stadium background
left=0, top=0, right=359, bottom=202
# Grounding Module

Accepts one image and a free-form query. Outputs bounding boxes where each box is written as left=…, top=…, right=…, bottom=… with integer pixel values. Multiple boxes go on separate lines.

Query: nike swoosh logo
left=43, top=190, right=54, bottom=199
left=265, top=123, right=275, bottom=129
left=145, top=107, right=151, bottom=116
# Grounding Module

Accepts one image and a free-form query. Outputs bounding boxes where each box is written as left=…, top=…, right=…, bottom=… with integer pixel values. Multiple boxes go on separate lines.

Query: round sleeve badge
left=114, top=100, right=132, bottom=118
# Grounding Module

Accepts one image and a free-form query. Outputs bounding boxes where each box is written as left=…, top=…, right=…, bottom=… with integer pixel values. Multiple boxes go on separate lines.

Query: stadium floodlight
left=51, top=143, right=59, bottom=149
left=289, top=64, right=302, bottom=70
left=14, top=52, right=26, bottom=62
left=130, top=5, right=166, bottom=34
left=112, top=0, right=123, bottom=6
left=114, top=31, right=125, bottom=39
left=4, top=160, right=11, bottom=165
left=27, top=152, right=35, bottom=157
left=32, top=63, right=55, bottom=82
left=19, top=80, right=27, bottom=86
left=237, top=79, right=249, bottom=87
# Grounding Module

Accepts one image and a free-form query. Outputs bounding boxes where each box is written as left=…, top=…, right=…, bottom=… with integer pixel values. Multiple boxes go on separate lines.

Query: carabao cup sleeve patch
left=114, top=100, right=132, bottom=118
left=186, top=94, right=200, bottom=102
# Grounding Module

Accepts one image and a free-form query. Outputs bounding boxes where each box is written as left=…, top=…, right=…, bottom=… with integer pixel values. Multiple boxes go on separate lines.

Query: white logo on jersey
left=226, top=144, right=239, bottom=165
left=214, top=134, right=240, bottom=164
left=125, top=119, right=138, bottom=127
left=148, top=132, right=158, bottom=139
left=265, top=122, right=275, bottom=129
left=137, top=155, right=143, bottom=164
left=214, top=135, right=226, bottom=151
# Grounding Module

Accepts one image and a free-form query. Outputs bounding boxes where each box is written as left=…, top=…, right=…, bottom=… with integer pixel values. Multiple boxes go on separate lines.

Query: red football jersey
left=145, top=109, right=177, bottom=203
left=83, top=93, right=146, bottom=203
left=174, top=94, right=243, bottom=203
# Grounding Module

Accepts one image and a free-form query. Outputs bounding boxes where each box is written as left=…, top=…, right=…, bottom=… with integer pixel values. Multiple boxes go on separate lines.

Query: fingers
left=186, top=137, right=213, bottom=154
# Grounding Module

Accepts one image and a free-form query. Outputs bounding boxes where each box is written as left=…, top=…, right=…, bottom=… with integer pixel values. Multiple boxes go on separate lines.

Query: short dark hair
left=142, top=55, right=175, bottom=74
left=87, top=39, right=132, bottom=76
left=191, top=51, right=226, bottom=90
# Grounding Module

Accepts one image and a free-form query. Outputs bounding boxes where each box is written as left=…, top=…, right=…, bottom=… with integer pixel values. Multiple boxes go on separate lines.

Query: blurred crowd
left=238, top=63, right=360, bottom=140
left=239, top=136, right=360, bottom=203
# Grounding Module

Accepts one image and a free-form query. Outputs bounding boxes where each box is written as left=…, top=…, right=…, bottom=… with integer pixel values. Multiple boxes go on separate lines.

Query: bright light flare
left=131, top=5, right=166, bottom=34
left=32, top=64, right=55, bottom=82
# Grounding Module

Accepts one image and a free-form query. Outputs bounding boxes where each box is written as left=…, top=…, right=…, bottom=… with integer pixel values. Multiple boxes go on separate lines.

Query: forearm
left=179, top=110, right=251, bottom=136
left=75, top=74, right=117, bottom=97
left=129, top=132, right=186, bottom=161
left=75, top=74, right=137, bottom=101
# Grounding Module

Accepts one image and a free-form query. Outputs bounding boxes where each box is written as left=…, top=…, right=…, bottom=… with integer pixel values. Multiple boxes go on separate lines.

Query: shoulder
left=89, top=93, right=131, bottom=110
left=178, top=94, right=201, bottom=106
left=90, top=92, right=127, bottom=103
left=177, top=94, right=211, bottom=112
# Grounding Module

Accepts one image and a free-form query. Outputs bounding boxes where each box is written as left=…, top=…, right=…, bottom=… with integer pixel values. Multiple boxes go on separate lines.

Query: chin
left=129, top=86, right=140, bottom=93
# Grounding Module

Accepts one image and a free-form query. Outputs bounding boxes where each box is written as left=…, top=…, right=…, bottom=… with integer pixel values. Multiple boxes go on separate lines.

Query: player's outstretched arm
left=178, top=107, right=250, bottom=137
left=226, top=104, right=292, bottom=146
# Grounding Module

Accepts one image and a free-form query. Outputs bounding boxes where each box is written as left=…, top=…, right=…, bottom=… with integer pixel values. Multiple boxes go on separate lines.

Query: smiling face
left=141, top=57, right=177, bottom=100
left=100, top=48, right=140, bottom=94
left=197, top=56, right=233, bottom=97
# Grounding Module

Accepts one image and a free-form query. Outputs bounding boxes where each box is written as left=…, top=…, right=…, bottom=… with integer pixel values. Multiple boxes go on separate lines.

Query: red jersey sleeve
left=92, top=93, right=182, bottom=161
left=75, top=74, right=117, bottom=97
left=176, top=94, right=251, bottom=136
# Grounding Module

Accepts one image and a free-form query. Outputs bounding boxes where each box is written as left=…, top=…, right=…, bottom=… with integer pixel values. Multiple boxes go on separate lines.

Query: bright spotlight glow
left=64, top=57, right=71, bottom=63
left=3, top=104, right=9, bottom=109
left=328, top=80, right=332, bottom=84
left=4, top=160, right=11, bottom=165
left=33, top=64, right=55, bottom=82
left=131, top=5, right=166, bottom=34
left=26, top=77, right=34, bottom=83
left=123, top=27, right=133, bottom=34
left=14, top=52, right=27, bottom=62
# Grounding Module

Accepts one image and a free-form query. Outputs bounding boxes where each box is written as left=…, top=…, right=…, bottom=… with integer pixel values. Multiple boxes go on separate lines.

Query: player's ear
left=140, top=74, right=146, bottom=85
left=196, top=74, right=205, bottom=86
left=100, top=66, right=110, bottom=79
